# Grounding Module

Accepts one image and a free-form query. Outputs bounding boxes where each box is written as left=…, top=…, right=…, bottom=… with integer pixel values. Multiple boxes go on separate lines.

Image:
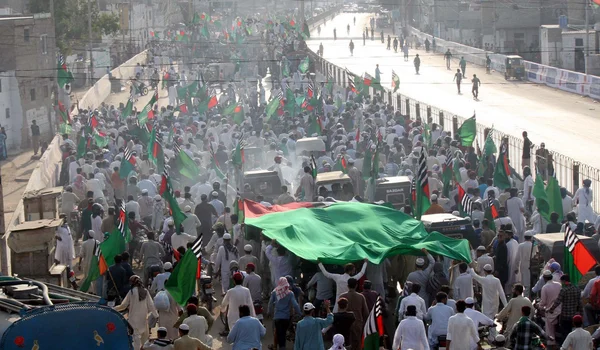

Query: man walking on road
left=472, top=74, right=481, bottom=99
left=414, top=54, right=421, bottom=75
left=453, top=69, right=462, bottom=94
left=444, top=49, right=452, bottom=70
left=460, top=56, right=467, bottom=76
left=31, top=120, right=41, bottom=155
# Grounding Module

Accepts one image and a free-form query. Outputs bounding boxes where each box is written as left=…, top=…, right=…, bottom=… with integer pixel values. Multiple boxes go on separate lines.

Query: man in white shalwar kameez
left=514, top=230, right=537, bottom=293
left=505, top=229, right=519, bottom=293
left=215, top=233, right=239, bottom=294
left=505, top=189, right=526, bottom=241
left=574, top=179, right=595, bottom=224
left=221, top=272, right=255, bottom=330
left=114, top=275, right=158, bottom=350
left=157, top=290, right=181, bottom=340
left=54, top=218, right=75, bottom=267
left=79, top=230, right=99, bottom=292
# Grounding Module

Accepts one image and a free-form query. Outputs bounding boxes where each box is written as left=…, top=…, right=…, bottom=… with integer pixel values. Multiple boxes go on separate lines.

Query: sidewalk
left=1, top=150, right=39, bottom=230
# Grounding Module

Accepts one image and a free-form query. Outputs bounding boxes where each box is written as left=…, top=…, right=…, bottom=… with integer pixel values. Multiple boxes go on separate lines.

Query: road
left=307, top=13, right=600, bottom=169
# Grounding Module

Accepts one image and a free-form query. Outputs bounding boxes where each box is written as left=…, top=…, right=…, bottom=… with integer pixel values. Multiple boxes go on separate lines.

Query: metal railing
left=307, top=49, right=600, bottom=213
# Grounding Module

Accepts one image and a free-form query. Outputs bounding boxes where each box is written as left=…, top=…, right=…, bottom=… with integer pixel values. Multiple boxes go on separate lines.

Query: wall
left=561, top=31, right=597, bottom=72
left=76, top=50, right=148, bottom=112
left=0, top=72, right=24, bottom=150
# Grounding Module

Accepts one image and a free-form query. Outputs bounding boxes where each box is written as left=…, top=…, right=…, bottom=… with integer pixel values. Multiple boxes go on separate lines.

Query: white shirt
left=453, top=273, right=474, bottom=301
left=171, top=232, right=196, bottom=251
left=392, top=316, right=429, bottom=350
left=182, top=314, right=210, bottom=345
left=561, top=327, right=593, bottom=350
left=447, top=313, right=479, bottom=350
left=221, top=285, right=256, bottom=330
left=125, top=200, right=141, bottom=221
left=425, top=303, right=454, bottom=340
left=150, top=272, right=170, bottom=293
left=469, top=269, right=507, bottom=319
left=475, top=254, right=494, bottom=275
left=464, top=308, right=495, bottom=327
left=398, top=293, right=427, bottom=321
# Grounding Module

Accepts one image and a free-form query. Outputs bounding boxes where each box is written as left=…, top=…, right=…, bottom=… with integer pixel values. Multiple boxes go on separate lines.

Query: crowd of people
left=47, top=5, right=600, bottom=350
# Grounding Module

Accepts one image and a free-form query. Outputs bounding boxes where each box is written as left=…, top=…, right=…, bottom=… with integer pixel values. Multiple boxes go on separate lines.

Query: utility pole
left=129, top=0, right=133, bottom=53
left=585, top=0, right=589, bottom=75
left=88, top=0, right=94, bottom=86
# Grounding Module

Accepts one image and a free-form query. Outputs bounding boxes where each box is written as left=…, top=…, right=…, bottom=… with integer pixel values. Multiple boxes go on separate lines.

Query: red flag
left=176, top=104, right=188, bottom=114
left=207, top=95, right=218, bottom=109
left=565, top=227, right=597, bottom=275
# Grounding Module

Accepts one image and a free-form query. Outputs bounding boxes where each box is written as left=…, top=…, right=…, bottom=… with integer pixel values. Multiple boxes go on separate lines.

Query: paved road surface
left=307, top=13, right=600, bottom=168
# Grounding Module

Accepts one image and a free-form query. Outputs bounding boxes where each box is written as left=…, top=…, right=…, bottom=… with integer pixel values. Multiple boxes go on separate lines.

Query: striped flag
left=191, top=234, right=203, bottom=279
left=487, top=194, right=499, bottom=219
left=119, top=147, right=136, bottom=179
left=458, top=184, right=473, bottom=215
left=416, top=146, right=431, bottom=219
left=564, top=226, right=597, bottom=285
left=116, top=201, right=131, bottom=242
left=362, top=296, right=385, bottom=350
left=346, top=68, right=357, bottom=93
left=307, top=81, right=314, bottom=99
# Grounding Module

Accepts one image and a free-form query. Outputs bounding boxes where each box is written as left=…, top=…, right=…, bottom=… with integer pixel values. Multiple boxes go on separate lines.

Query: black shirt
left=523, top=137, right=531, bottom=158
left=31, top=124, right=40, bottom=136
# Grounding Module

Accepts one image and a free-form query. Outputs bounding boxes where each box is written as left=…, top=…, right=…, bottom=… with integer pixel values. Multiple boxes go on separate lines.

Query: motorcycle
left=200, top=274, right=216, bottom=313
left=253, top=300, right=264, bottom=323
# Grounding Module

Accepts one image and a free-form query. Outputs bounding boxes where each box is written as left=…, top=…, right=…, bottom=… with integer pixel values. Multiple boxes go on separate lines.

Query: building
left=540, top=24, right=600, bottom=73
left=0, top=13, right=56, bottom=151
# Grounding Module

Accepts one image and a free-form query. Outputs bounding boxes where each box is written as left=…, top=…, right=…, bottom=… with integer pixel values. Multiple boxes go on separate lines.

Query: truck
left=0, top=276, right=132, bottom=349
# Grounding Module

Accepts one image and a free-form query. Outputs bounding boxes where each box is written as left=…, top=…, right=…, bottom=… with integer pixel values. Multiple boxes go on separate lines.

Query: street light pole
left=88, top=0, right=94, bottom=86
left=585, top=0, right=589, bottom=75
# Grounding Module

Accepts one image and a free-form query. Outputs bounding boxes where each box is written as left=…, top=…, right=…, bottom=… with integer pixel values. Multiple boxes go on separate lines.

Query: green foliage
left=28, top=0, right=120, bottom=55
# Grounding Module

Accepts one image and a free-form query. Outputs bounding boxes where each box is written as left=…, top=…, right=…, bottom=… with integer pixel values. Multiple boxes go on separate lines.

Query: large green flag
left=165, top=250, right=199, bottom=305
left=493, top=148, right=512, bottom=190
left=457, top=115, right=477, bottom=147
left=174, top=144, right=200, bottom=180
left=57, top=61, right=74, bottom=88
left=533, top=175, right=550, bottom=222
left=546, top=176, right=564, bottom=222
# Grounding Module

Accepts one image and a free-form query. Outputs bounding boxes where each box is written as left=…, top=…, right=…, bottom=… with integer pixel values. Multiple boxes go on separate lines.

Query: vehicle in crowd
left=315, top=171, right=352, bottom=198
left=420, top=213, right=478, bottom=247
left=242, top=170, right=283, bottom=203
left=504, top=55, right=525, bottom=80
left=532, top=232, right=600, bottom=287
left=295, top=137, right=326, bottom=158
left=373, top=176, right=411, bottom=209
left=203, top=62, right=236, bottom=84
left=0, top=276, right=132, bottom=349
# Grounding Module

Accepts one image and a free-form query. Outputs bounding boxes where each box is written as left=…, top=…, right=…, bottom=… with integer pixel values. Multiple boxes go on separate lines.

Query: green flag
left=160, top=173, right=187, bottom=232
left=119, top=148, right=136, bottom=179
left=77, top=131, right=90, bottom=158
left=493, top=148, right=512, bottom=190
left=165, top=249, right=199, bottom=306
left=93, top=131, right=109, bottom=148
left=59, top=123, right=72, bottom=135
left=564, top=244, right=581, bottom=286
left=222, top=103, right=238, bottom=116
left=533, top=176, right=550, bottom=222
left=232, top=105, right=245, bottom=125
left=282, top=61, right=290, bottom=77
left=121, top=98, right=134, bottom=119
left=546, top=176, right=564, bottom=223
left=211, top=156, right=226, bottom=180
left=478, top=130, right=497, bottom=177
left=265, top=96, right=280, bottom=120
left=457, top=115, right=477, bottom=147
left=298, top=57, right=309, bottom=74
left=232, top=141, right=244, bottom=167
left=79, top=230, right=126, bottom=292
left=57, top=62, right=74, bottom=88
left=175, top=144, right=200, bottom=180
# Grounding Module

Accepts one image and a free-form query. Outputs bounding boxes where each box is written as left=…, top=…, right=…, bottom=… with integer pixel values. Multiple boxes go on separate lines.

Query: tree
left=28, top=0, right=120, bottom=55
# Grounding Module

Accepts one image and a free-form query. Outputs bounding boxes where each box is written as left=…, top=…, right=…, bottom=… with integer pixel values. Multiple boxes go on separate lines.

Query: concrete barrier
left=76, top=50, right=149, bottom=112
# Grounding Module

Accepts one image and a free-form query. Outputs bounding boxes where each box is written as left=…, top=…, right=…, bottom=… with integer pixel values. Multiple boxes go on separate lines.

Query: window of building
left=30, top=88, right=35, bottom=101
left=44, top=85, right=49, bottom=98
left=41, top=34, right=48, bottom=54
left=24, top=28, right=30, bottom=42
left=575, top=38, right=584, bottom=46
left=5, top=108, right=9, bottom=119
